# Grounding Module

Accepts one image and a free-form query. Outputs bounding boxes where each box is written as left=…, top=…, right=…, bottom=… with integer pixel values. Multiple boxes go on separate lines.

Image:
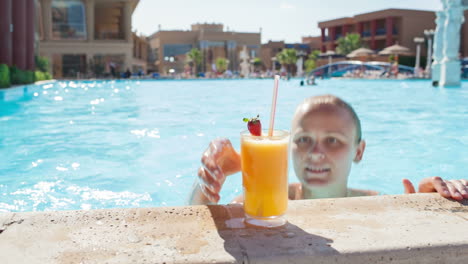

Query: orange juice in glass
left=240, top=129, right=289, bottom=227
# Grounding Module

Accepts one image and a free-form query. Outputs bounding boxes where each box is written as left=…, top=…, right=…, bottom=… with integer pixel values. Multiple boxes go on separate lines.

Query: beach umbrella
left=319, top=50, right=336, bottom=77
left=378, top=44, right=413, bottom=67
left=378, top=44, right=412, bottom=56
left=320, top=50, right=336, bottom=66
left=346, top=47, right=375, bottom=58
left=320, top=50, right=337, bottom=56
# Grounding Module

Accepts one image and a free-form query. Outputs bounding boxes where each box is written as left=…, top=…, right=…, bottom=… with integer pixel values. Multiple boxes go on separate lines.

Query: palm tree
left=215, top=57, right=228, bottom=73
left=276, top=48, right=297, bottom=76
left=304, top=50, right=321, bottom=72
left=336, top=33, right=363, bottom=55
left=252, top=57, right=262, bottom=72
left=186, top=48, right=202, bottom=76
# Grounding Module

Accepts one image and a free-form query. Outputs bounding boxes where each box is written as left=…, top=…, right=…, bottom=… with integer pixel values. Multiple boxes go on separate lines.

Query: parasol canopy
left=378, top=44, right=412, bottom=56
left=346, top=47, right=375, bottom=58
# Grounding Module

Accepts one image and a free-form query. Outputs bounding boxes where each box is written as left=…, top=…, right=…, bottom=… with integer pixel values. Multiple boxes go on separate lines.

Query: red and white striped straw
left=268, top=75, right=280, bottom=137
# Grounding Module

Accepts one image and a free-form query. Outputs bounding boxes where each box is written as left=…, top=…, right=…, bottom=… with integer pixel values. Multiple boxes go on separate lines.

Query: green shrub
left=10, top=66, right=35, bottom=85
left=0, top=64, right=10, bottom=88
left=9, top=66, right=21, bottom=84
left=398, top=56, right=427, bottom=68
left=44, top=72, right=52, bottom=80
left=27, top=71, right=34, bottom=83
left=35, top=71, right=44, bottom=81
left=35, top=71, right=52, bottom=81
left=35, top=56, right=49, bottom=72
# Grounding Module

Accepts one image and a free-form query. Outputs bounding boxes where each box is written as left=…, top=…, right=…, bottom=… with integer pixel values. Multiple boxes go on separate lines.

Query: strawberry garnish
left=243, top=115, right=262, bottom=136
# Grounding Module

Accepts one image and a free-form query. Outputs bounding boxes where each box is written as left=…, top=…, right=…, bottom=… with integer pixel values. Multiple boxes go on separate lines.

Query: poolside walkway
left=0, top=193, right=467, bottom=263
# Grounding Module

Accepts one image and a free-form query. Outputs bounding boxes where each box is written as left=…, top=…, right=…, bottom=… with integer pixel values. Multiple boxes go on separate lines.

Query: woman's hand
left=403, top=177, right=468, bottom=201
left=196, top=138, right=241, bottom=203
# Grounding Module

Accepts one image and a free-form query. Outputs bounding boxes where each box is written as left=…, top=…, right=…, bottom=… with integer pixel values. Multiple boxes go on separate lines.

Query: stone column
left=0, top=0, right=12, bottom=65
left=357, top=22, right=363, bottom=36
left=123, top=1, right=133, bottom=42
left=432, top=11, right=446, bottom=84
left=385, top=16, right=394, bottom=46
left=12, top=0, right=27, bottom=70
left=424, top=30, right=434, bottom=77
left=341, top=24, right=348, bottom=36
left=86, top=0, right=95, bottom=42
left=370, top=19, right=377, bottom=50
left=329, top=27, right=336, bottom=50
left=26, top=0, right=36, bottom=71
left=42, top=0, right=52, bottom=41
left=124, top=50, right=133, bottom=72
left=440, top=0, right=464, bottom=87
left=320, top=28, right=326, bottom=52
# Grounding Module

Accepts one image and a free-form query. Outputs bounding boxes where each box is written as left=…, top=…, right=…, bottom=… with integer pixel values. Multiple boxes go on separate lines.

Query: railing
left=52, top=23, right=86, bottom=40
left=376, top=28, right=386, bottom=35
left=95, top=32, right=125, bottom=40
left=359, top=28, right=398, bottom=38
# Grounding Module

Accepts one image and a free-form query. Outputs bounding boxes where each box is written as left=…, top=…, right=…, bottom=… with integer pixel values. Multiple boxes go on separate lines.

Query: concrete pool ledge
left=0, top=193, right=467, bottom=264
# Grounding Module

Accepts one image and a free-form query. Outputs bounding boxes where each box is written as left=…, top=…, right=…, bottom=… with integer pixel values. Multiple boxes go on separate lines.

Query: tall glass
left=240, top=130, right=289, bottom=228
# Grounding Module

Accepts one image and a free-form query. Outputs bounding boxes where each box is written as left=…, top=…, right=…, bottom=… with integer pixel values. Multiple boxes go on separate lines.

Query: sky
left=132, top=0, right=443, bottom=43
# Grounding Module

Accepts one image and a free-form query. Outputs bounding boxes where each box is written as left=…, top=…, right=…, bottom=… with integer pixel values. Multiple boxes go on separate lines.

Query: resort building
left=260, top=40, right=318, bottom=72
left=36, top=0, right=141, bottom=78
left=318, top=9, right=436, bottom=54
left=0, top=0, right=36, bottom=71
left=302, top=36, right=322, bottom=51
left=147, top=23, right=261, bottom=75
left=132, top=32, right=149, bottom=74
left=260, top=41, right=284, bottom=72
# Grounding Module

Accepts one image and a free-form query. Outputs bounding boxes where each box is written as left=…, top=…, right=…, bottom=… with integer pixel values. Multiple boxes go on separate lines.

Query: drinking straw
left=268, top=75, right=280, bottom=137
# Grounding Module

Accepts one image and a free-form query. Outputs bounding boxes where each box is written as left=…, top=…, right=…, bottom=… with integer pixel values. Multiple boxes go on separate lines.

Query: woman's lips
left=304, top=167, right=331, bottom=185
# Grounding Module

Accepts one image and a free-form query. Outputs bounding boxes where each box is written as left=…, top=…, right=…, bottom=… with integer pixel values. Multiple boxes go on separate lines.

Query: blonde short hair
left=293, top=94, right=362, bottom=143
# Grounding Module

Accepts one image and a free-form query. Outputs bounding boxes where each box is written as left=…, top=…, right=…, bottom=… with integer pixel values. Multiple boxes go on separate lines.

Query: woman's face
left=291, top=105, right=365, bottom=190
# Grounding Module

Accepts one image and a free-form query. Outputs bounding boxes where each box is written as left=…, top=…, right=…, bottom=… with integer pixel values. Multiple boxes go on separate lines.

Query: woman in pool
left=189, top=94, right=468, bottom=204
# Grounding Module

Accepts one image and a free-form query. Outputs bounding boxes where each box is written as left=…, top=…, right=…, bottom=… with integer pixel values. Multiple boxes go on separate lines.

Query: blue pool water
left=0, top=79, right=467, bottom=212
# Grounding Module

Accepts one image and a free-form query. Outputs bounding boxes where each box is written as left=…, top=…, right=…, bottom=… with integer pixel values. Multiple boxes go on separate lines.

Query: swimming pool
left=1, top=79, right=467, bottom=212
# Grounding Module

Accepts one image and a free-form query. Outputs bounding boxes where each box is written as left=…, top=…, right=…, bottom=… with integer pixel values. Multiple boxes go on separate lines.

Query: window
left=163, top=44, right=192, bottom=57
left=52, top=0, right=87, bottom=40
left=94, top=3, right=124, bottom=40
left=62, top=54, right=86, bottom=77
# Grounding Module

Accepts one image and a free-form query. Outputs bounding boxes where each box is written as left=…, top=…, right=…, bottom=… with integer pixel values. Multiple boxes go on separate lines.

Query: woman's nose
left=308, top=143, right=325, bottom=161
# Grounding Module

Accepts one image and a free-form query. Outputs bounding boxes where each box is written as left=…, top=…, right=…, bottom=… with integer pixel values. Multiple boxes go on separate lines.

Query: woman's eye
left=326, top=137, right=338, bottom=144
left=296, top=136, right=311, bottom=144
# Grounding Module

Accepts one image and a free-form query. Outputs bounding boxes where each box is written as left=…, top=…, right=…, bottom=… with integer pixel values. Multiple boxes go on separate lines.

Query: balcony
left=376, top=28, right=386, bottom=36
left=94, top=2, right=125, bottom=41
left=361, top=28, right=398, bottom=38
left=95, top=32, right=124, bottom=40
left=362, top=31, right=371, bottom=37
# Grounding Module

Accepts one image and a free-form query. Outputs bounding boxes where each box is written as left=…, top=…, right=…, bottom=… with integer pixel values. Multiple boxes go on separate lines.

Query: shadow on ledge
left=207, top=204, right=338, bottom=263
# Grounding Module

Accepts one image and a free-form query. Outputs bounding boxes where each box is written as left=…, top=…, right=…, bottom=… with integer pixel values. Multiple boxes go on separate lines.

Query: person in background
left=125, top=69, right=132, bottom=79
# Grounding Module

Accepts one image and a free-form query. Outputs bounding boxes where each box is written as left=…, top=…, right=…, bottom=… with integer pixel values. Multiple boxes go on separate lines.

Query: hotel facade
left=260, top=41, right=315, bottom=72
left=147, top=24, right=261, bottom=75
left=318, top=9, right=436, bottom=55
left=36, top=0, right=141, bottom=78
